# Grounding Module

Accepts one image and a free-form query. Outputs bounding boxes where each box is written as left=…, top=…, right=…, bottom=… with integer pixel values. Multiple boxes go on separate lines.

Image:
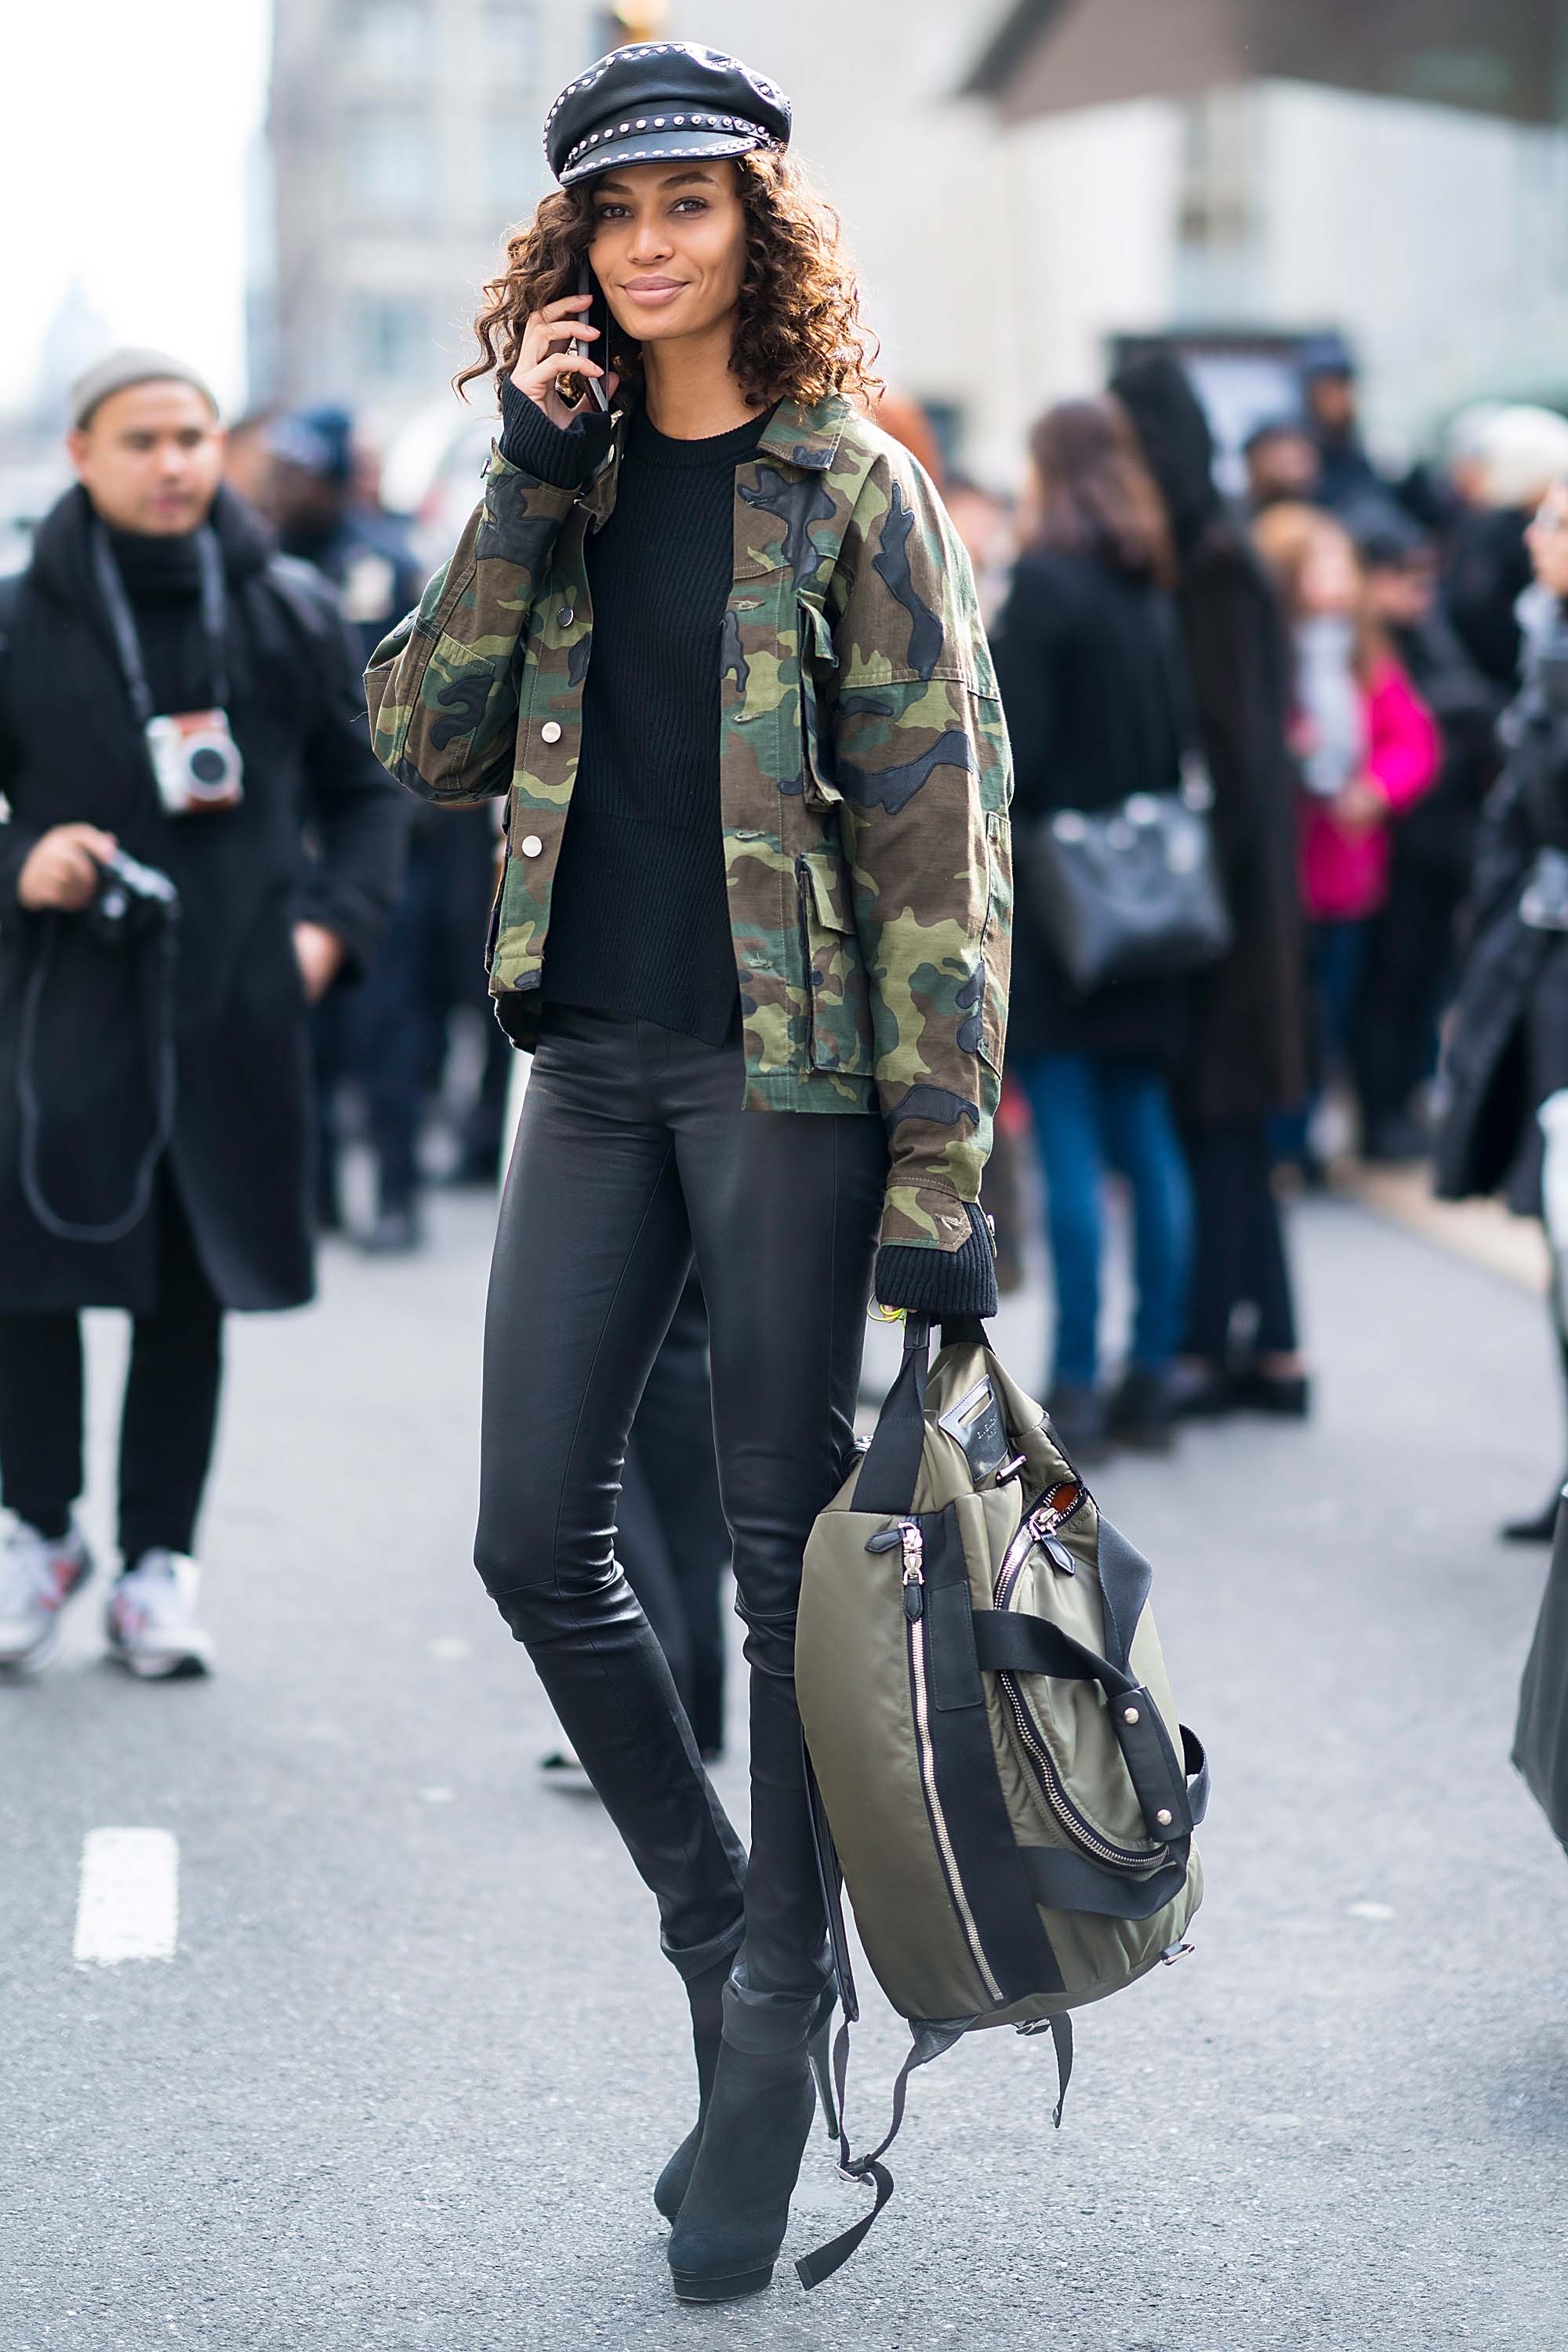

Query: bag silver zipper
left=1000, top=1677, right=1167, bottom=1871
left=991, top=1486, right=1167, bottom=1872
left=994, top=1484, right=1086, bottom=1610
left=898, top=1522, right=1005, bottom=2005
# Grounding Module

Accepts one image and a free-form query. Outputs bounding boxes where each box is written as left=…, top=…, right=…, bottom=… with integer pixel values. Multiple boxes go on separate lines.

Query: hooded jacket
left=1112, top=354, right=1308, bottom=1125
left=365, top=393, right=1011, bottom=1275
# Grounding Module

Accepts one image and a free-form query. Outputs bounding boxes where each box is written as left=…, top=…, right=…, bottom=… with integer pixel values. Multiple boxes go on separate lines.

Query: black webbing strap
left=918, top=1512, right=1064, bottom=2002
left=1051, top=2009, right=1073, bottom=2124
left=1018, top=2009, right=1075, bottom=2125
left=1022, top=1843, right=1192, bottom=1921
left=796, top=2017, right=967, bottom=2291
left=1094, top=1517, right=1154, bottom=1676
left=1181, top=1726, right=1210, bottom=1826
left=971, top=1609, right=1134, bottom=1694
left=852, top=1316, right=931, bottom=1517
left=803, top=1744, right=859, bottom=2025
left=852, top=1316, right=993, bottom=1519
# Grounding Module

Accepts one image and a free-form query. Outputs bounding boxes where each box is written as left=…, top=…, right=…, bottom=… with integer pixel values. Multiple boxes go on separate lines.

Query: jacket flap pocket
left=800, top=848, right=854, bottom=933
left=799, top=594, right=837, bottom=672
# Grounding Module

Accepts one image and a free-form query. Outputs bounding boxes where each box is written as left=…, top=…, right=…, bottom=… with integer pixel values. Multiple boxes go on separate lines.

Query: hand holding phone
left=557, top=260, right=611, bottom=413
left=510, top=270, right=615, bottom=428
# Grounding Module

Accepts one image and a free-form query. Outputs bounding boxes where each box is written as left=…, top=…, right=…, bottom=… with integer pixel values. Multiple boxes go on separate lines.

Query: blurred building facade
left=260, top=0, right=609, bottom=431
left=254, top=0, right=1568, bottom=490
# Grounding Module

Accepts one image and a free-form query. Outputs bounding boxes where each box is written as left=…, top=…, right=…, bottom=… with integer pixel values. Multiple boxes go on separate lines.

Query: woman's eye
left=672, top=198, right=708, bottom=215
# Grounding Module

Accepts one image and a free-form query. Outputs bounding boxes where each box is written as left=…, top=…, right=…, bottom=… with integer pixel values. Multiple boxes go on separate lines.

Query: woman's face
left=1526, top=480, right=1568, bottom=599
left=1295, top=525, right=1362, bottom=619
left=587, top=161, right=748, bottom=352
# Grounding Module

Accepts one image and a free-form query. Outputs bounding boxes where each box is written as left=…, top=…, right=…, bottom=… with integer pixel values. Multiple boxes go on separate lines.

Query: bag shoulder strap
left=1148, top=589, right=1203, bottom=770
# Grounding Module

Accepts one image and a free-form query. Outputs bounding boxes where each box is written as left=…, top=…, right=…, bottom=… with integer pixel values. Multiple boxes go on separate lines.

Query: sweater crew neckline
left=626, top=403, right=773, bottom=470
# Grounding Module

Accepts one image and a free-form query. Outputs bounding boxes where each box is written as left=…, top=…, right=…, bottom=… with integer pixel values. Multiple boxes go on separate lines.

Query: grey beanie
left=68, top=347, right=219, bottom=432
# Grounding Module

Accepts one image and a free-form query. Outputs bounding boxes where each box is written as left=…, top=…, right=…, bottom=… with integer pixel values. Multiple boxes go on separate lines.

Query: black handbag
left=1019, top=601, right=1233, bottom=993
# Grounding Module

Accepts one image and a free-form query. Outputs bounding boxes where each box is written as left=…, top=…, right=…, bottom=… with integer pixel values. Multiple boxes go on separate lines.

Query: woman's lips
left=622, top=281, right=686, bottom=307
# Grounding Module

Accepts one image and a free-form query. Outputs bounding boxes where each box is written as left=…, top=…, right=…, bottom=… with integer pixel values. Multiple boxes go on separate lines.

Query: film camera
left=86, top=847, right=180, bottom=948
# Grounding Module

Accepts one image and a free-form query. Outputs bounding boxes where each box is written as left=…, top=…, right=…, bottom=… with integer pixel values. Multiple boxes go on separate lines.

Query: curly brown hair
left=456, top=151, right=881, bottom=412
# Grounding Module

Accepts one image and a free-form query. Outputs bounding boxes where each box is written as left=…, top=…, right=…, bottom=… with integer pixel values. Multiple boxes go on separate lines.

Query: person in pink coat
left=1254, top=503, right=1440, bottom=1167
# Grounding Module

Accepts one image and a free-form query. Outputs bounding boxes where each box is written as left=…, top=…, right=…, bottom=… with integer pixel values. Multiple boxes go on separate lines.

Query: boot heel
left=807, top=2020, right=838, bottom=2139
left=670, top=2263, right=774, bottom=2305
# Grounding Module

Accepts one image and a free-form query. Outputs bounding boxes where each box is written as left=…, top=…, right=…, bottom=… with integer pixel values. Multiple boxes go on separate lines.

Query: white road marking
left=72, top=1828, right=179, bottom=1965
left=1347, top=1900, right=1396, bottom=1922
left=426, top=1637, right=471, bottom=1663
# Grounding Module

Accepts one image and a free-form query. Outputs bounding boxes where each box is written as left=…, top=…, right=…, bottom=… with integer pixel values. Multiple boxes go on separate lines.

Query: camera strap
left=90, top=521, right=230, bottom=725
left=16, top=916, right=180, bottom=1247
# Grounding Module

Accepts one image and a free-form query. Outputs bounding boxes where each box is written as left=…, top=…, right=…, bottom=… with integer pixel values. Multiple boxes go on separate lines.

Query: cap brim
left=561, top=129, right=769, bottom=187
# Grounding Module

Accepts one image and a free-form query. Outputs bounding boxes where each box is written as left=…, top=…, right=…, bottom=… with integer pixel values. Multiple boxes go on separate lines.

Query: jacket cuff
left=874, top=1203, right=998, bottom=1319
left=497, top=378, right=613, bottom=488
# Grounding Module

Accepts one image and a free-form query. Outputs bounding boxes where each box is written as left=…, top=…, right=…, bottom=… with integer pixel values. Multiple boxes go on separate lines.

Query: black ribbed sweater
left=499, top=381, right=766, bottom=1045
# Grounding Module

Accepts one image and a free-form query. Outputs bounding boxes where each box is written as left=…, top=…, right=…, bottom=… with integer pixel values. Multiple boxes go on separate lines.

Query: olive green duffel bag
left=794, top=1314, right=1207, bottom=2286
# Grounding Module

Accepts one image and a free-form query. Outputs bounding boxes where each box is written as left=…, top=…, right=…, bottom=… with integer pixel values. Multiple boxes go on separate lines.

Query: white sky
left=2, top=0, right=270, bottom=415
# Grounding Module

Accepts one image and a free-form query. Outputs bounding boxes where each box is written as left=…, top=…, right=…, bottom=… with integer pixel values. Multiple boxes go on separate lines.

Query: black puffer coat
left=991, top=547, right=1190, bottom=1070
left=1436, top=587, right=1568, bottom=1212
left=0, top=485, right=406, bottom=1312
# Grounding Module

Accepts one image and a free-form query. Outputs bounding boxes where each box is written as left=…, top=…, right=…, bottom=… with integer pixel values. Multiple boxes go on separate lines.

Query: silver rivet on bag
left=1122, top=1705, right=1139, bottom=1724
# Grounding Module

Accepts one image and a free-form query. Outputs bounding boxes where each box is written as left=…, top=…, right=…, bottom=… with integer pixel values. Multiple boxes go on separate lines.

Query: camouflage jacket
left=365, top=393, right=1012, bottom=1261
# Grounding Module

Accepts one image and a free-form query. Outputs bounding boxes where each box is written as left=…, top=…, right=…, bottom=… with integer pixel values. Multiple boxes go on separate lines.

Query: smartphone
left=563, top=256, right=611, bottom=412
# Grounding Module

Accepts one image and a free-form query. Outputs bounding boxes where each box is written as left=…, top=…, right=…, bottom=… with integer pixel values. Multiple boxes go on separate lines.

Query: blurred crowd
left=5, top=332, right=1568, bottom=1699
left=228, top=401, right=512, bottom=1254
left=880, top=350, right=1568, bottom=1538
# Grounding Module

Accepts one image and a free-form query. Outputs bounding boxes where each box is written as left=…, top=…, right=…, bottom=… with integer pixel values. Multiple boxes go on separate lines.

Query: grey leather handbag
left=1020, top=604, right=1232, bottom=993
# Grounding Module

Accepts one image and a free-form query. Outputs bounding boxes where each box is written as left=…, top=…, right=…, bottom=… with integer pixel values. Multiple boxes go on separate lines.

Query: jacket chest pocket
left=798, top=596, right=841, bottom=809
left=797, top=846, right=874, bottom=1075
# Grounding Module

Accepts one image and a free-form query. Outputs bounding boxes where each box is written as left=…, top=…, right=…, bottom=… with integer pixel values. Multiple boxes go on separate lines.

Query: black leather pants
left=476, top=1006, right=887, bottom=2023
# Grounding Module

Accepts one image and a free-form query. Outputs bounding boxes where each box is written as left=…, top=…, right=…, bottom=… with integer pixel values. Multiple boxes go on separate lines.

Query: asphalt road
left=2, top=1186, right=1565, bottom=2352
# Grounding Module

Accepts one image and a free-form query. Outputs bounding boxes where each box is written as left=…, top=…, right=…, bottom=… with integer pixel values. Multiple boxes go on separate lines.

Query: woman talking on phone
left=366, top=42, right=1010, bottom=2305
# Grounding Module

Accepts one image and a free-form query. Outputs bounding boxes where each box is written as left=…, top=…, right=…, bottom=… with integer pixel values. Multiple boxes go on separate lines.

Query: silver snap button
left=1156, top=1808, right=1174, bottom=1828
left=520, top=833, right=543, bottom=858
left=557, top=608, right=575, bottom=627
left=1122, top=1705, right=1140, bottom=1724
left=539, top=720, right=562, bottom=743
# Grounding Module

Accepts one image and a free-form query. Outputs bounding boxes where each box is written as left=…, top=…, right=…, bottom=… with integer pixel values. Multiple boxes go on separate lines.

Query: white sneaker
left=0, top=1515, right=94, bottom=1671
left=105, top=1551, right=213, bottom=1679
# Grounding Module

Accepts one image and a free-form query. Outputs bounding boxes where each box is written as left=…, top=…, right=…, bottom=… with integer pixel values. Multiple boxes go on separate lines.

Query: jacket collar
left=581, top=389, right=851, bottom=528
left=757, top=394, right=851, bottom=474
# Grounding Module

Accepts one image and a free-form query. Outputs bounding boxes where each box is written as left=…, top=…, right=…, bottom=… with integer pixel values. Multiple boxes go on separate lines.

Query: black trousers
left=1183, top=1118, right=1298, bottom=1361
left=618, top=1272, right=731, bottom=1756
left=477, top=1007, right=886, bottom=2026
left=0, top=1180, right=224, bottom=1564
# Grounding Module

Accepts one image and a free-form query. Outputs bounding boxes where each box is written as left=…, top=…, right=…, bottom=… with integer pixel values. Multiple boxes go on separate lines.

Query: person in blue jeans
left=991, top=397, right=1195, bottom=1456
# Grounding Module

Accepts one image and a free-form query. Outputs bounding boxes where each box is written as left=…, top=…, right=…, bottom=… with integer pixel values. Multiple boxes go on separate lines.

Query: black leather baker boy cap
left=544, top=41, right=791, bottom=189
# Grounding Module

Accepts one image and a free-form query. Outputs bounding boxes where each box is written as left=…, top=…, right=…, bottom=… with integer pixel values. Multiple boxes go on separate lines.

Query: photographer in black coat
left=1436, top=477, right=1568, bottom=1542
left=0, top=351, right=405, bottom=1676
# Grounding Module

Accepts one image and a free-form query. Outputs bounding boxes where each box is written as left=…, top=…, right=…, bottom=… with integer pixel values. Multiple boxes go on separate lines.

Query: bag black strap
left=1149, top=589, right=1205, bottom=779
left=853, top=1314, right=993, bottom=1519
left=1022, top=1843, right=1191, bottom=1921
left=971, top=1608, right=1134, bottom=1693
left=852, top=1316, right=931, bottom=1517
left=795, top=2016, right=967, bottom=2291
